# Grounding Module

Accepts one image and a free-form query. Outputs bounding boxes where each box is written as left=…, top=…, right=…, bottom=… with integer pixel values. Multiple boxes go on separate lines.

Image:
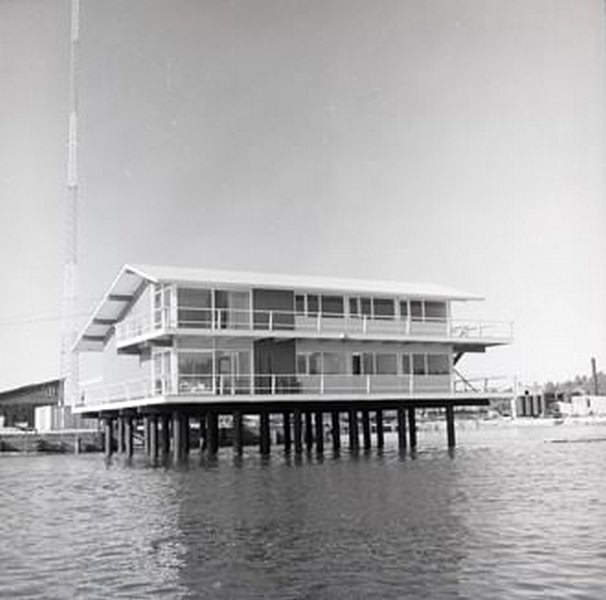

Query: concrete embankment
left=0, top=430, right=103, bottom=454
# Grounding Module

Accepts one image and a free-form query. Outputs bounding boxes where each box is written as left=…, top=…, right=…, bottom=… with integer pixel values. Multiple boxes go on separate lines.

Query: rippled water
left=1, top=423, right=606, bottom=599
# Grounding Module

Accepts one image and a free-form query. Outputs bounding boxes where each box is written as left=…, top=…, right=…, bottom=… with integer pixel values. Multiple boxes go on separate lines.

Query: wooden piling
left=149, top=415, right=158, bottom=460
left=407, top=407, right=417, bottom=449
left=160, top=414, right=170, bottom=455
left=125, top=417, right=133, bottom=457
left=304, top=411, right=313, bottom=452
left=445, top=404, right=456, bottom=448
left=117, top=417, right=125, bottom=454
left=331, top=410, right=340, bottom=451
left=233, top=411, right=243, bottom=455
left=293, top=409, right=303, bottom=454
left=348, top=410, right=359, bottom=450
left=207, top=411, right=219, bottom=455
left=314, top=412, right=324, bottom=453
left=375, top=409, right=384, bottom=449
left=361, top=410, right=371, bottom=450
left=260, top=411, right=271, bottom=455
left=103, top=417, right=113, bottom=457
left=282, top=411, right=292, bottom=452
left=397, top=407, right=407, bottom=450
left=172, top=412, right=184, bottom=462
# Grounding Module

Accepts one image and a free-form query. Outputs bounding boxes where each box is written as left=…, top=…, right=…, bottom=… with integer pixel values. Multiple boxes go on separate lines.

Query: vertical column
left=375, top=409, right=384, bottom=449
left=149, top=415, right=158, bottom=460
left=348, top=410, right=359, bottom=451
left=172, top=411, right=184, bottom=462
left=117, top=416, right=125, bottom=454
left=397, top=407, right=407, bottom=450
left=160, top=414, right=170, bottom=455
left=282, top=411, right=292, bottom=453
left=207, top=411, right=219, bottom=455
left=124, top=416, right=133, bottom=457
left=445, top=404, right=456, bottom=448
left=143, top=416, right=151, bottom=456
left=198, top=413, right=207, bottom=452
left=331, top=410, right=340, bottom=451
left=233, top=411, right=244, bottom=455
left=103, top=416, right=113, bottom=457
left=259, top=411, right=271, bottom=456
left=314, top=412, right=324, bottom=453
left=407, top=407, right=417, bottom=450
left=361, top=410, right=371, bottom=450
left=293, top=409, right=303, bottom=454
left=304, top=411, right=313, bottom=452
left=183, top=415, right=190, bottom=455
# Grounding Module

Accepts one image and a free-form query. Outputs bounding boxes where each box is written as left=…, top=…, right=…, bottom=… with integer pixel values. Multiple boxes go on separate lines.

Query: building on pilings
left=72, top=264, right=513, bottom=458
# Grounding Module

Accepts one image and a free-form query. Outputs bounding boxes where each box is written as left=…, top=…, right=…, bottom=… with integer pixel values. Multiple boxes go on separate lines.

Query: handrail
left=78, top=373, right=512, bottom=406
left=115, top=307, right=513, bottom=343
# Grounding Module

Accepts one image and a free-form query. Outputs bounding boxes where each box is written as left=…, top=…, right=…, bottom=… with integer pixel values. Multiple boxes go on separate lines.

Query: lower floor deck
left=89, top=397, right=491, bottom=461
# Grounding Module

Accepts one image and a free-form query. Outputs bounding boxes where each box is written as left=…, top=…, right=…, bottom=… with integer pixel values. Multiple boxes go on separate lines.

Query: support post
left=198, top=413, right=206, bottom=452
left=125, top=416, right=133, bottom=457
left=117, top=416, right=125, bottom=454
left=183, top=414, right=190, bottom=455
left=361, top=409, right=371, bottom=450
left=348, top=410, right=359, bottom=451
left=331, top=410, right=340, bottom=451
left=397, top=407, right=407, bottom=450
left=408, top=407, right=417, bottom=450
left=304, top=411, right=313, bottom=452
left=293, top=409, right=303, bottom=454
left=314, top=412, right=324, bottom=453
left=172, top=411, right=184, bottom=462
left=207, top=411, right=219, bottom=455
left=259, top=411, right=270, bottom=456
left=282, top=411, right=292, bottom=453
left=160, top=414, right=170, bottom=455
left=149, top=415, right=158, bottom=460
left=103, top=416, right=113, bottom=457
left=143, top=416, right=151, bottom=456
left=445, top=404, right=456, bottom=448
left=375, top=409, right=384, bottom=449
left=233, top=411, right=243, bottom=455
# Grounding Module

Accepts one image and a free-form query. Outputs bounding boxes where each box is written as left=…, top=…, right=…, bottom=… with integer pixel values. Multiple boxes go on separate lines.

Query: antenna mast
left=61, top=0, right=80, bottom=410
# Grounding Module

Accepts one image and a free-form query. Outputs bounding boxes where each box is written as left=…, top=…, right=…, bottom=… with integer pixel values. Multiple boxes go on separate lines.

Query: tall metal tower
left=60, top=0, right=80, bottom=410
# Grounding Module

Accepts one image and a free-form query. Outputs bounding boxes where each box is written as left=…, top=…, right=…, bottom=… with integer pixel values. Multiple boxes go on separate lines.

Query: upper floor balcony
left=114, top=306, right=513, bottom=349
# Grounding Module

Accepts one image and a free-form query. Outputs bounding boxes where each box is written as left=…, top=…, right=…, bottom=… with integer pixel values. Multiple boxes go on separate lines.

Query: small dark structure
left=0, top=379, right=62, bottom=429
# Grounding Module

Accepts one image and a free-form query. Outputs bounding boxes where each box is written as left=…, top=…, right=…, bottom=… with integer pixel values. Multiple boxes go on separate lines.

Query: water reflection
left=1, top=425, right=606, bottom=599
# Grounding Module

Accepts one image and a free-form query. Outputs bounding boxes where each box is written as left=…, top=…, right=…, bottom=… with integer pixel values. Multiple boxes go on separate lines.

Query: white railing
left=115, top=307, right=513, bottom=344
left=453, top=374, right=514, bottom=395
left=77, top=373, right=514, bottom=407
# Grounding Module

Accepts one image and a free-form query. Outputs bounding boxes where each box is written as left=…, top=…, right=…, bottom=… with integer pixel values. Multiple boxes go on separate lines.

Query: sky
left=0, top=0, right=605, bottom=391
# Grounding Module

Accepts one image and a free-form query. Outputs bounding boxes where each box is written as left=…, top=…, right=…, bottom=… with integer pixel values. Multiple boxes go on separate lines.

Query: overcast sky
left=0, top=0, right=605, bottom=390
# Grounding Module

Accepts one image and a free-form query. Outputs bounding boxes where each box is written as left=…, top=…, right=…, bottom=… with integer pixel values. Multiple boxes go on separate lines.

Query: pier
left=97, top=398, right=485, bottom=461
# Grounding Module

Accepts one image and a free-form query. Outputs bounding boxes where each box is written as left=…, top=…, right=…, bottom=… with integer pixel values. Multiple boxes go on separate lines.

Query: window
left=295, top=294, right=305, bottom=315
left=376, top=353, right=397, bottom=375
left=373, top=298, right=395, bottom=319
left=411, top=301, right=423, bottom=320
left=321, top=295, right=344, bottom=317
left=401, top=354, right=411, bottom=375
left=362, top=352, right=375, bottom=375
left=349, top=297, right=359, bottom=317
left=178, top=352, right=213, bottom=392
left=413, top=354, right=426, bottom=375
left=309, top=353, right=321, bottom=375
left=307, top=294, right=319, bottom=316
left=425, top=302, right=447, bottom=322
left=399, top=300, right=409, bottom=320
left=427, top=354, right=450, bottom=375
left=360, top=297, right=372, bottom=317
left=323, top=352, right=347, bottom=375
left=177, top=287, right=211, bottom=328
left=298, top=353, right=322, bottom=375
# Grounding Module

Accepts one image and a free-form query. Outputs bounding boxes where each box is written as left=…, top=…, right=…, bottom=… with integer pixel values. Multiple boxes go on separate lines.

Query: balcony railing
left=78, top=373, right=511, bottom=407
left=115, top=307, right=513, bottom=344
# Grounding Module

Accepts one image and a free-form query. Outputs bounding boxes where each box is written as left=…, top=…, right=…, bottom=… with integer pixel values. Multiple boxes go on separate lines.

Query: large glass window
left=425, top=302, right=447, bottom=322
left=399, top=300, right=409, bottom=320
left=177, top=287, right=211, bottom=328
left=323, top=352, right=347, bottom=375
left=427, top=354, right=450, bottom=375
left=178, top=352, right=213, bottom=393
left=295, top=294, right=305, bottom=315
left=413, top=354, right=426, bottom=375
left=401, top=354, right=411, bottom=375
left=373, top=298, right=395, bottom=319
left=321, top=295, right=344, bottom=317
left=362, top=352, right=375, bottom=375
left=376, top=353, right=397, bottom=375
left=411, top=301, right=424, bottom=320
left=307, top=294, right=319, bottom=316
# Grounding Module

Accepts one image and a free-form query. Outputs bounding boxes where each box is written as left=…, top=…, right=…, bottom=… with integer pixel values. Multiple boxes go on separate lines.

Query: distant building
left=0, top=379, right=62, bottom=429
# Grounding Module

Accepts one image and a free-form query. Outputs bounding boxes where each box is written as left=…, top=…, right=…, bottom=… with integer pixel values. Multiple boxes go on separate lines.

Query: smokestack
left=591, top=357, right=599, bottom=395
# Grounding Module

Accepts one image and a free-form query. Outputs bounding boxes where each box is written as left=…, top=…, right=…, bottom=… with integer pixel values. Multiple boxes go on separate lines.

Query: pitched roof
left=74, top=263, right=482, bottom=351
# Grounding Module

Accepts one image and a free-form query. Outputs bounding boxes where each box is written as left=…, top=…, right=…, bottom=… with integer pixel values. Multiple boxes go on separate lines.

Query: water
left=1, top=423, right=606, bottom=599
